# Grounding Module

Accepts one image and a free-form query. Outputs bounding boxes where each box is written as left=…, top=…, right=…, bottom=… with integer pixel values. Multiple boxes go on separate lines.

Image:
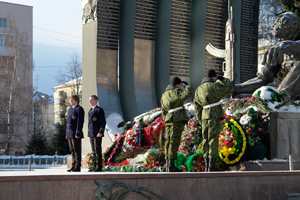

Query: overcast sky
left=3, top=0, right=82, bottom=95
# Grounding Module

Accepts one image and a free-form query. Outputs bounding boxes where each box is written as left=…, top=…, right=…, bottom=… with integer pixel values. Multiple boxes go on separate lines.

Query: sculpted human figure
left=235, top=12, right=300, bottom=99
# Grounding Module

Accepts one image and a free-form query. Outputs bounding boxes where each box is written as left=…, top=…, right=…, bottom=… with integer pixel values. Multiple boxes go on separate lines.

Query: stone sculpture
left=235, top=12, right=300, bottom=99
left=82, top=0, right=97, bottom=24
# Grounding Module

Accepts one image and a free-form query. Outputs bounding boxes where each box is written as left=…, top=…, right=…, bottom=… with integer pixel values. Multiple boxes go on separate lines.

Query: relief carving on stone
left=82, top=0, right=97, bottom=24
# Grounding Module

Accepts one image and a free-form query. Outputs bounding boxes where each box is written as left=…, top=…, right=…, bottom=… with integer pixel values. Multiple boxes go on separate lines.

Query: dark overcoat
left=66, top=105, right=85, bottom=139
left=88, top=106, right=106, bottom=137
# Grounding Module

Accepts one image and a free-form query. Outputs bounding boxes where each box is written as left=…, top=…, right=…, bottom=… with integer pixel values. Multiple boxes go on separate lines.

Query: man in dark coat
left=194, top=70, right=233, bottom=171
left=88, top=95, right=106, bottom=172
left=66, top=95, right=85, bottom=172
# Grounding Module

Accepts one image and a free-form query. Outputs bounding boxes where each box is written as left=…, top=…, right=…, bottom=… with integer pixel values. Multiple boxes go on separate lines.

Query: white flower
left=239, top=114, right=252, bottom=125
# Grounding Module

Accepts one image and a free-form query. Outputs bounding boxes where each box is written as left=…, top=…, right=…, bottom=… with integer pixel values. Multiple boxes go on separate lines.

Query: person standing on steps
left=88, top=95, right=106, bottom=172
left=161, top=77, right=193, bottom=172
left=66, top=95, right=85, bottom=172
left=194, top=69, right=233, bottom=172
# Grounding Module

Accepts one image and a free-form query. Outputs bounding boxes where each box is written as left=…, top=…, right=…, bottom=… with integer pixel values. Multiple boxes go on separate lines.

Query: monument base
left=270, top=112, right=300, bottom=161
left=1, top=171, right=300, bottom=199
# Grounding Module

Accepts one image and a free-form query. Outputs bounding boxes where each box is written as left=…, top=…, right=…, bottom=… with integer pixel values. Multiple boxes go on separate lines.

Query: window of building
left=0, top=33, right=10, bottom=47
left=0, top=18, right=7, bottom=28
left=0, top=34, right=3, bottom=46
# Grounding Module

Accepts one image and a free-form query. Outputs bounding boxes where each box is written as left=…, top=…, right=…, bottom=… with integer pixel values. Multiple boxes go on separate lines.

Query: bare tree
left=56, top=52, right=82, bottom=97
left=0, top=16, right=33, bottom=155
left=259, top=0, right=285, bottom=44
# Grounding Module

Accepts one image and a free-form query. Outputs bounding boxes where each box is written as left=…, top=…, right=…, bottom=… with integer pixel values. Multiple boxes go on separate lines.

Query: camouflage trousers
left=201, top=119, right=222, bottom=160
left=164, top=122, right=185, bottom=160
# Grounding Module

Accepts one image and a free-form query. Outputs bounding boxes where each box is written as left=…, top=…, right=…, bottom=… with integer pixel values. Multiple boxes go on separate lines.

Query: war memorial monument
left=2, top=0, right=300, bottom=199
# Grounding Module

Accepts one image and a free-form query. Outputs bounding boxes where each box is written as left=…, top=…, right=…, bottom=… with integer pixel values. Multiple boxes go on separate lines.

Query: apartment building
left=0, top=1, right=33, bottom=155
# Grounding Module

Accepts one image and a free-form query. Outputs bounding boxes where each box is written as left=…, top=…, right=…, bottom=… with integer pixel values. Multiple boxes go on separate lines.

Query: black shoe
left=169, top=159, right=182, bottom=172
left=67, top=168, right=74, bottom=172
left=205, top=158, right=209, bottom=172
left=88, top=169, right=94, bottom=172
left=72, top=168, right=81, bottom=172
left=169, top=166, right=181, bottom=172
left=94, top=168, right=102, bottom=172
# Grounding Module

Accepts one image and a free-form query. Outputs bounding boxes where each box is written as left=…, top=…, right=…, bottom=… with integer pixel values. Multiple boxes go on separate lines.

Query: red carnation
left=183, top=145, right=189, bottom=150
left=186, top=138, right=192, bottom=143
left=197, top=157, right=202, bottom=162
left=189, top=131, right=196, bottom=136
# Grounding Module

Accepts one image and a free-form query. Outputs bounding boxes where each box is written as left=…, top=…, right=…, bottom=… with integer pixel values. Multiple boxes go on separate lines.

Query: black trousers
left=68, top=138, right=82, bottom=169
left=89, top=137, right=102, bottom=169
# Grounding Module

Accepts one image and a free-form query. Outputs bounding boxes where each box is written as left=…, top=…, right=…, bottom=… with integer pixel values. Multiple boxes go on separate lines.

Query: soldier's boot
left=166, top=159, right=170, bottom=172
left=205, top=158, right=209, bottom=172
left=169, top=159, right=181, bottom=172
left=208, top=158, right=222, bottom=172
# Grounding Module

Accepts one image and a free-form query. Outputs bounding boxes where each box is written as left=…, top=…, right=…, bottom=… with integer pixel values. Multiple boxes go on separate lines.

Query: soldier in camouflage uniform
left=194, top=70, right=233, bottom=172
left=161, top=77, right=193, bottom=172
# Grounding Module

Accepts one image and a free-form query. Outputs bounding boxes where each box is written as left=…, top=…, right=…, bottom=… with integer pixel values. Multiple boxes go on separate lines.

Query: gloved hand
left=181, top=81, right=189, bottom=86
left=217, top=76, right=224, bottom=81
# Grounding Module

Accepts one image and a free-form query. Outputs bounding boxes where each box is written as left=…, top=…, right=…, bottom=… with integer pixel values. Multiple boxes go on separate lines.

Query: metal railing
left=0, top=155, right=70, bottom=168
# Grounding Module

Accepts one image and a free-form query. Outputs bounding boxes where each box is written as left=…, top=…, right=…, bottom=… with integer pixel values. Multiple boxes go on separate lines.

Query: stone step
left=239, top=161, right=300, bottom=171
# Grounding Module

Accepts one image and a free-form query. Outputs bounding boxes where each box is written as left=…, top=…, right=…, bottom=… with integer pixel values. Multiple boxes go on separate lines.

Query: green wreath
left=219, top=118, right=246, bottom=165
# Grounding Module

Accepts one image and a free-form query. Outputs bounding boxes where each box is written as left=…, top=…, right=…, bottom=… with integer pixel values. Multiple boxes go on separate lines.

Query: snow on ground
left=106, top=112, right=124, bottom=141
left=0, top=168, right=120, bottom=176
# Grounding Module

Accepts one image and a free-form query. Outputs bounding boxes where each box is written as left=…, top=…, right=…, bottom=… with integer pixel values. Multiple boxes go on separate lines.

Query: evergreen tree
left=51, top=91, right=69, bottom=155
left=25, top=133, right=50, bottom=155
left=52, top=121, right=69, bottom=155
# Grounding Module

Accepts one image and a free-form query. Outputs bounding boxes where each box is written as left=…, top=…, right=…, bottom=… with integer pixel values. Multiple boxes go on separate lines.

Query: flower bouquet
left=240, top=108, right=261, bottom=146
left=113, top=145, right=150, bottom=164
left=128, top=149, right=164, bottom=165
left=175, top=152, right=205, bottom=172
left=240, top=108, right=267, bottom=160
left=103, top=133, right=124, bottom=165
left=218, top=118, right=246, bottom=165
left=253, top=86, right=300, bottom=111
left=123, top=121, right=145, bottom=151
left=143, top=116, right=166, bottom=148
left=86, top=153, right=94, bottom=171
left=178, top=117, right=201, bottom=156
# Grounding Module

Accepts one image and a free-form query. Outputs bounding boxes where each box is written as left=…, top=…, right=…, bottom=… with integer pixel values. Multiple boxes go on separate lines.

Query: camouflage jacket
left=194, top=77, right=233, bottom=121
left=161, top=85, right=193, bottom=123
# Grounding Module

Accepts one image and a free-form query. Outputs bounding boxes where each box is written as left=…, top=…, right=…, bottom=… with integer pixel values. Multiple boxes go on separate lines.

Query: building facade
left=0, top=2, right=33, bottom=155
left=33, top=91, right=55, bottom=144
left=53, top=77, right=82, bottom=125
